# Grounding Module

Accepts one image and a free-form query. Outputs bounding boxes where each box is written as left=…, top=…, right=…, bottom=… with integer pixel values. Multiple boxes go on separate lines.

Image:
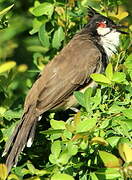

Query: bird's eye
left=97, top=21, right=107, bottom=28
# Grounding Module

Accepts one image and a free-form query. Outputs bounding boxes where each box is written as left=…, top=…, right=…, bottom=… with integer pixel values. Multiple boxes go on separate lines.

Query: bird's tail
left=3, top=106, right=38, bottom=173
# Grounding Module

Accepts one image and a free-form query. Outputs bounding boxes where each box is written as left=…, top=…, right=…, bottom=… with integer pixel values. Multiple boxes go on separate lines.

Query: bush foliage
left=0, top=0, right=132, bottom=179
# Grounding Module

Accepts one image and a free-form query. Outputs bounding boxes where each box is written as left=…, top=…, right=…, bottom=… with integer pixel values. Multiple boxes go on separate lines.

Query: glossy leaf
left=0, top=4, right=14, bottom=17
left=90, top=73, right=111, bottom=84
left=84, top=87, right=93, bottom=112
left=105, top=63, right=113, bottom=80
left=32, top=3, right=54, bottom=18
left=112, top=72, right=126, bottom=83
left=0, top=61, right=16, bottom=74
left=67, top=142, right=78, bottom=155
left=51, top=140, right=61, bottom=158
left=99, top=151, right=122, bottom=168
left=76, top=117, right=97, bottom=133
left=91, top=137, right=108, bottom=146
left=51, top=173, right=74, bottom=180
left=0, top=164, right=7, bottom=180
left=50, top=120, right=66, bottom=129
left=122, top=109, right=132, bottom=119
left=95, top=168, right=121, bottom=179
left=58, top=150, right=71, bottom=165
left=118, top=143, right=132, bottom=163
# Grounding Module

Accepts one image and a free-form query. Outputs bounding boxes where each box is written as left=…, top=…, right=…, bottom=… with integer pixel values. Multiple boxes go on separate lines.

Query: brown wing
left=24, top=33, right=101, bottom=114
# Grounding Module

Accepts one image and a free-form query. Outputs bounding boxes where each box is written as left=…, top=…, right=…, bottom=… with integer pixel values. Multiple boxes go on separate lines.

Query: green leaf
left=7, top=174, right=19, bottom=180
left=32, top=3, right=54, bottom=18
left=51, top=173, right=74, bottom=180
left=112, top=72, right=126, bottom=83
left=29, top=18, right=43, bottom=35
left=0, top=4, right=14, bottom=17
left=84, top=87, right=93, bottom=112
left=95, top=168, right=121, bottom=179
left=49, top=154, right=57, bottom=164
left=126, top=53, right=132, bottom=61
left=38, top=24, right=50, bottom=48
left=99, top=151, right=122, bottom=168
left=51, top=140, right=61, bottom=158
left=27, top=162, right=36, bottom=174
left=91, top=89, right=101, bottom=109
left=0, top=164, right=7, bottom=180
left=105, top=63, right=113, bottom=80
left=91, top=137, right=108, bottom=146
left=67, top=142, right=78, bottom=155
left=90, top=172, right=98, bottom=180
left=50, top=120, right=66, bottom=129
left=2, top=121, right=19, bottom=141
left=122, top=109, right=132, bottom=119
left=74, top=91, right=85, bottom=107
left=118, top=143, right=132, bottom=163
left=109, top=104, right=125, bottom=113
left=90, top=73, right=111, bottom=84
left=58, top=150, right=71, bottom=165
left=52, top=27, right=65, bottom=49
left=3, top=110, right=22, bottom=121
left=106, top=136, right=120, bottom=148
left=41, top=129, right=64, bottom=135
left=76, top=117, right=97, bottom=133
left=0, top=61, right=16, bottom=74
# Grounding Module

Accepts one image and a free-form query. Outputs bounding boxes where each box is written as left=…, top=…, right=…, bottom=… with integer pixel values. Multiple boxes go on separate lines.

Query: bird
left=3, top=7, right=127, bottom=173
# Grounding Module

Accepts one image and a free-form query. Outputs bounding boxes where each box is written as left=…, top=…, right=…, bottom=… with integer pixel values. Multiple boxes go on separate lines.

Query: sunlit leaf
left=110, top=7, right=128, bottom=20
left=118, top=143, right=132, bottom=163
left=51, top=173, right=74, bottom=180
left=67, top=142, right=78, bottom=155
left=99, top=151, right=122, bottom=168
left=0, top=61, right=16, bottom=74
left=73, top=111, right=81, bottom=127
left=84, top=87, right=93, bottom=112
left=122, top=109, right=132, bottom=119
left=51, top=140, right=61, bottom=158
left=105, top=63, right=113, bottom=80
left=50, top=120, right=66, bottom=129
left=0, top=164, right=7, bottom=180
left=90, top=172, right=98, bottom=180
left=95, top=168, right=121, bottom=179
left=112, top=72, right=126, bottom=83
left=0, top=4, right=14, bottom=17
left=76, top=117, right=97, bottom=133
left=7, top=174, right=19, bottom=180
left=58, top=150, right=71, bottom=165
left=17, top=64, right=28, bottom=72
left=32, top=3, right=54, bottom=18
left=91, top=137, right=108, bottom=146
left=90, top=73, right=111, bottom=84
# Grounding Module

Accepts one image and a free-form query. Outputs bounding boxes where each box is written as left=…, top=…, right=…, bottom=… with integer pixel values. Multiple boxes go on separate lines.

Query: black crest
left=88, top=6, right=99, bottom=18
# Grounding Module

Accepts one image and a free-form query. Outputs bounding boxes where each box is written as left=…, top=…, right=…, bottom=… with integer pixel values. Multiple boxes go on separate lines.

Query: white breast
left=97, top=27, right=120, bottom=57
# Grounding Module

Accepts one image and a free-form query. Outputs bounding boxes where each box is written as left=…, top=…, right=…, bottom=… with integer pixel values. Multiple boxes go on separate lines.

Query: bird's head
left=86, top=7, right=128, bottom=57
left=87, top=7, right=128, bottom=37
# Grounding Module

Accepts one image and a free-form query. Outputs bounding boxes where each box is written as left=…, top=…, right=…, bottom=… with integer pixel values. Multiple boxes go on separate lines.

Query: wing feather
left=24, top=33, right=101, bottom=114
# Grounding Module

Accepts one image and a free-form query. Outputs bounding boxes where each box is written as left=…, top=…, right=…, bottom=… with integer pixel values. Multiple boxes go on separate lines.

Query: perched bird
left=3, top=7, right=127, bottom=173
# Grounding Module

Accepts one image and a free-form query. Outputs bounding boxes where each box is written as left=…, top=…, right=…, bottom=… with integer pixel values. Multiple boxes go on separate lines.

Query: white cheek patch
left=100, top=30, right=121, bottom=57
left=97, top=27, right=111, bottom=36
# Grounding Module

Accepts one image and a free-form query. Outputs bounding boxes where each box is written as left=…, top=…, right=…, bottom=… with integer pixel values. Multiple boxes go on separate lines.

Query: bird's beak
left=112, top=24, right=128, bottom=34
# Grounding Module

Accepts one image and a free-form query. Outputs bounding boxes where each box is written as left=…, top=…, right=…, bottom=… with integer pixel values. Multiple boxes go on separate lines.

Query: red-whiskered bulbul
left=3, top=7, right=128, bottom=173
